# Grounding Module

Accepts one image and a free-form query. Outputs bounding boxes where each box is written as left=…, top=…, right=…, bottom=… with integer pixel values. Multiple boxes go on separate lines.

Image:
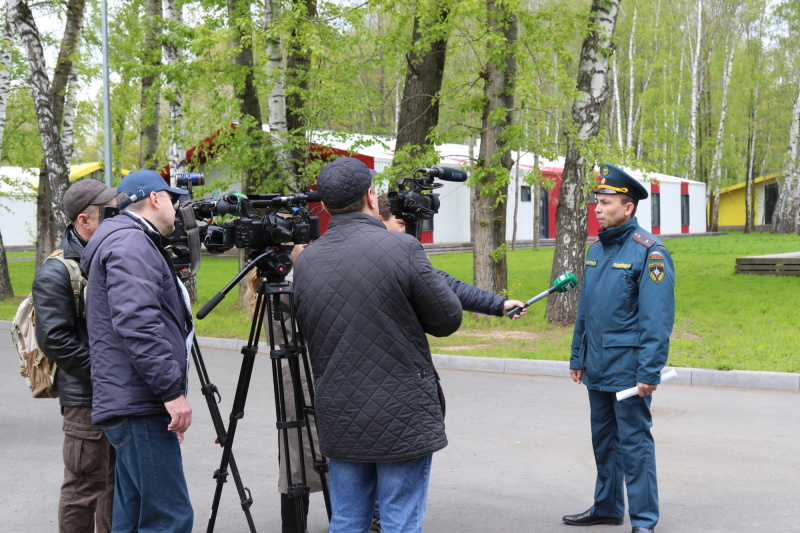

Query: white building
left=312, top=135, right=707, bottom=243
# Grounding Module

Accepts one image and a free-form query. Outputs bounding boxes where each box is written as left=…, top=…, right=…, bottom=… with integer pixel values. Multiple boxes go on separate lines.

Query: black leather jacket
left=32, top=227, right=91, bottom=407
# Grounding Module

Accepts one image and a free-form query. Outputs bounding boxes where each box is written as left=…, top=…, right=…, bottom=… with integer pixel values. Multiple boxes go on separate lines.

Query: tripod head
left=197, top=246, right=294, bottom=320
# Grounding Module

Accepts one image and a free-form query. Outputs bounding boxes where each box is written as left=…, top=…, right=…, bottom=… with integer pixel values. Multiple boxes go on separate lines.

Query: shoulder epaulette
left=632, top=231, right=657, bottom=248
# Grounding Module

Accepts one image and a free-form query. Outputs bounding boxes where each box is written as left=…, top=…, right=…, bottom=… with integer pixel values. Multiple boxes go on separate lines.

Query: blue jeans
left=328, top=454, right=433, bottom=533
left=102, top=415, right=193, bottom=533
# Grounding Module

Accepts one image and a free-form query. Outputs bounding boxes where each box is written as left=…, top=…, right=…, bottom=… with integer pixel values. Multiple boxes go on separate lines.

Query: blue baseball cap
left=117, top=169, right=188, bottom=207
left=594, top=163, right=648, bottom=202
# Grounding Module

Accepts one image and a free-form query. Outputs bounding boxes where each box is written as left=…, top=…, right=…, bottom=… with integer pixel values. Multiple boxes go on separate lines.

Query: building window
left=651, top=193, right=661, bottom=227
left=520, top=186, right=532, bottom=202
left=681, top=194, right=690, bottom=226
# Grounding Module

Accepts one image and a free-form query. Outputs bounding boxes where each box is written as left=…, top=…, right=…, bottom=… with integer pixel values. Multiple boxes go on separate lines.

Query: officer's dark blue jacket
left=570, top=217, right=675, bottom=391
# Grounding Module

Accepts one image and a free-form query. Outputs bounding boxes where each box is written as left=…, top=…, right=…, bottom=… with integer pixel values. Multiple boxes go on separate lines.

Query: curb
left=3, top=322, right=797, bottom=392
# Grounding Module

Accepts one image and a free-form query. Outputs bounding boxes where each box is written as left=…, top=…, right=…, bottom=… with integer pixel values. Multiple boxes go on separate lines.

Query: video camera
left=102, top=172, right=321, bottom=280
left=387, top=167, right=468, bottom=239
left=191, top=191, right=321, bottom=254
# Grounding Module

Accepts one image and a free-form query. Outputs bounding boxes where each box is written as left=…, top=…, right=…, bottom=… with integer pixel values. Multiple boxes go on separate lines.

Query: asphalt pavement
left=2, top=334, right=798, bottom=533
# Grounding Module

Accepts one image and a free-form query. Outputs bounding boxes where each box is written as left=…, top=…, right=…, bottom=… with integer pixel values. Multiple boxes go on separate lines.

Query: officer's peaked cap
left=594, top=163, right=648, bottom=202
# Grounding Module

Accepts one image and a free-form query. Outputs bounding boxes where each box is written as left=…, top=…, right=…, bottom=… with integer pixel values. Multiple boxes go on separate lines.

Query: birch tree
left=162, top=0, right=185, bottom=185
left=688, top=0, right=703, bottom=181
left=772, top=80, right=800, bottom=234
left=11, top=0, right=83, bottom=266
left=0, top=4, right=14, bottom=298
left=266, top=0, right=298, bottom=186
left=139, top=0, right=162, bottom=170
left=709, top=21, right=740, bottom=230
left=546, top=0, right=621, bottom=326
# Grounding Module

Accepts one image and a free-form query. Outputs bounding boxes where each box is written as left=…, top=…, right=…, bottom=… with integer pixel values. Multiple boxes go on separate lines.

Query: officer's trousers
left=587, top=388, right=659, bottom=529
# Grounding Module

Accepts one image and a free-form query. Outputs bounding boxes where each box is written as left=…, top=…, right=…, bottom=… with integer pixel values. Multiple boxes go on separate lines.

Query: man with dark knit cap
left=563, top=164, right=675, bottom=533
left=32, top=178, right=117, bottom=532
left=293, top=156, right=462, bottom=533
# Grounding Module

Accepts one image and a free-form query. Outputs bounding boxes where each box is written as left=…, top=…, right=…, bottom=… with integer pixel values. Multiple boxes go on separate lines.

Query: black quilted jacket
left=294, top=212, right=462, bottom=462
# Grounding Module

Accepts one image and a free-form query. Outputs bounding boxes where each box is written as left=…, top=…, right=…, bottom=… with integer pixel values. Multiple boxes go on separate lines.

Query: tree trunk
left=284, top=0, right=317, bottom=191
left=532, top=150, right=541, bottom=249
left=709, top=37, right=735, bottom=232
left=0, top=4, right=11, bottom=150
left=745, top=93, right=758, bottom=234
left=511, top=159, right=520, bottom=250
left=266, top=0, right=298, bottom=187
left=546, top=0, right=620, bottom=326
left=471, top=0, right=517, bottom=296
left=161, top=0, right=194, bottom=301
left=626, top=4, right=637, bottom=151
left=12, top=0, right=74, bottom=266
left=688, top=0, right=702, bottom=181
left=139, top=0, right=162, bottom=170
left=0, top=229, right=13, bottom=299
left=0, top=7, right=13, bottom=299
left=772, top=81, right=800, bottom=234
left=162, top=0, right=186, bottom=187
left=612, top=54, right=623, bottom=148
left=393, top=3, right=449, bottom=165
left=61, top=66, right=79, bottom=164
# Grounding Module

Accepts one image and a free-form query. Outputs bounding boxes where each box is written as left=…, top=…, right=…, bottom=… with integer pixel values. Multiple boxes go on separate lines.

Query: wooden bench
left=735, top=252, right=800, bottom=275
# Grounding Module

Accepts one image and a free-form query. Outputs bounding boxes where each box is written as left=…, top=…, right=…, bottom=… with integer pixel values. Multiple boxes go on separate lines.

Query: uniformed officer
left=562, top=164, right=675, bottom=533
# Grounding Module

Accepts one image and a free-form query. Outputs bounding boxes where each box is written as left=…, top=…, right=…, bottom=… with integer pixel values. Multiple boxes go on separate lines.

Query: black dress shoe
left=631, top=528, right=654, bottom=533
left=562, top=509, right=624, bottom=526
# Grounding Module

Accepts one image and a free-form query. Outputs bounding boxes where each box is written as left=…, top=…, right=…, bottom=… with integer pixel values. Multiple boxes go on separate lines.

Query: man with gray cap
left=32, top=178, right=117, bottom=532
left=563, top=164, right=675, bottom=533
left=293, top=156, right=462, bottom=533
left=80, top=169, right=194, bottom=532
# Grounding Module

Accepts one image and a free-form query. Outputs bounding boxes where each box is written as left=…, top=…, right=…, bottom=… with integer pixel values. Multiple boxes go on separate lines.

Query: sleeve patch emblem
left=648, top=250, right=663, bottom=260
left=648, top=261, right=665, bottom=284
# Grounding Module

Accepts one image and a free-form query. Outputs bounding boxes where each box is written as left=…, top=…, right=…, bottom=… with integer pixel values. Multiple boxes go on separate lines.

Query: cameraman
left=293, top=156, right=462, bottom=533
left=81, top=170, right=194, bottom=532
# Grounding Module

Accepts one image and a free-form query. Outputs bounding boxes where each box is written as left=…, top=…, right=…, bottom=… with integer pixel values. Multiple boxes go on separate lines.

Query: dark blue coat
left=436, top=270, right=505, bottom=316
left=80, top=211, right=192, bottom=425
left=570, top=217, right=675, bottom=391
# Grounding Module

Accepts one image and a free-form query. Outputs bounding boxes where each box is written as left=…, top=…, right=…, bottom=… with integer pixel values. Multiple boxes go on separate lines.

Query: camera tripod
left=196, top=249, right=331, bottom=533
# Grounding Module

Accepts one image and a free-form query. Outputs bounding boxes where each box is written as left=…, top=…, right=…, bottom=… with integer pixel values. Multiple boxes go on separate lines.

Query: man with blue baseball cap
left=563, top=163, right=675, bottom=533
left=81, top=169, right=194, bottom=532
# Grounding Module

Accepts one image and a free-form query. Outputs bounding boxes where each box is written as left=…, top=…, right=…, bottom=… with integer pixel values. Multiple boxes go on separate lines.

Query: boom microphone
left=506, top=272, right=578, bottom=318
left=415, top=167, right=469, bottom=182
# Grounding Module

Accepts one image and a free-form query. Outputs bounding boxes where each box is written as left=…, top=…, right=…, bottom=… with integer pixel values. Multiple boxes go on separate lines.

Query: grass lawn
left=2, top=230, right=799, bottom=373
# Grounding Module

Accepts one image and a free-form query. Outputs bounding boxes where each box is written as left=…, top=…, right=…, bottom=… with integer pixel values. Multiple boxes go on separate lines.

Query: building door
left=764, top=183, right=779, bottom=225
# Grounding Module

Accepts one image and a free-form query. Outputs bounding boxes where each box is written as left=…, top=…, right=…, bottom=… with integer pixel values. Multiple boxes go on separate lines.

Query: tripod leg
left=191, top=339, right=257, bottom=533
left=205, top=283, right=269, bottom=533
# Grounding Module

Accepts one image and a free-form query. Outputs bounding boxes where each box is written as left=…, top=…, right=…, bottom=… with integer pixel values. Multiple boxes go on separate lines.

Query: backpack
left=11, top=250, right=86, bottom=399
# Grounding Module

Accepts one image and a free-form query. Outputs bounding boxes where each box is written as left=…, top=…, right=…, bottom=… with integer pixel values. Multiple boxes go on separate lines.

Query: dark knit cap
left=317, top=157, right=373, bottom=209
left=63, top=179, right=117, bottom=221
